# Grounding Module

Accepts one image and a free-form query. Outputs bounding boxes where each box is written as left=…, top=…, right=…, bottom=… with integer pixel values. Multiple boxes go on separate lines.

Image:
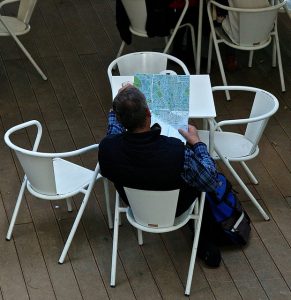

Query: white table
left=110, top=74, right=216, bottom=119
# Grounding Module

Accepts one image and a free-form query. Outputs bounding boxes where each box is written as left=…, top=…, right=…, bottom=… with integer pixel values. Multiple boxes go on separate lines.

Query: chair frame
left=4, top=120, right=113, bottom=263
left=202, top=86, right=279, bottom=220
left=110, top=188, right=206, bottom=296
left=0, top=0, right=47, bottom=80
left=108, top=51, right=190, bottom=88
left=116, top=0, right=197, bottom=71
left=207, top=0, right=286, bottom=100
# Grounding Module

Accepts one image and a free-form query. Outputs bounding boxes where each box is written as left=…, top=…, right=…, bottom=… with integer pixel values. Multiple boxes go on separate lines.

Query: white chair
left=117, top=0, right=196, bottom=70
left=207, top=0, right=286, bottom=100
left=198, top=86, right=279, bottom=220
left=110, top=187, right=206, bottom=296
left=0, top=0, right=47, bottom=80
left=4, top=120, right=113, bottom=263
left=108, top=51, right=190, bottom=88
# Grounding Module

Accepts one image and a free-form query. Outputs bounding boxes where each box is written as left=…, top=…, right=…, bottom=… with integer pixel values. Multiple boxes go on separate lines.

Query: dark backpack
left=206, top=173, right=251, bottom=245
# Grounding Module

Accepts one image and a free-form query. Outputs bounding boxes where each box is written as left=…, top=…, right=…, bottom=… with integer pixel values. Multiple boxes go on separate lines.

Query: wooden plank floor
left=1, top=1, right=291, bottom=299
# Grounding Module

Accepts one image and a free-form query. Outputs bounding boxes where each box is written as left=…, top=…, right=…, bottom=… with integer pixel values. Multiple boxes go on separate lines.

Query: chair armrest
left=0, top=0, right=20, bottom=10
left=5, top=119, right=99, bottom=158
left=212, top=85, right=262, bottom=93
left=5, top=142, right=99, bottom=158
left=4, top=120, right=42, bottom=152
left=214, top=117, right=262, bottom=131
left=54, top=144, right=99, bottom=158
left=213, top=112, right=275, bottom=131
left=210, top=86, right=277, bottom=130
left=209, top=0, right=286, bottom=12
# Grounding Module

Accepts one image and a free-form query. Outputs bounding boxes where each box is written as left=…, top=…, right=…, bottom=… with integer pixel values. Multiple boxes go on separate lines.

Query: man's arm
left=182, top=143, right=218, bottom=192
left=178, top=125, right=218, bottom=192
left=106, top=110, right=126, bottom=135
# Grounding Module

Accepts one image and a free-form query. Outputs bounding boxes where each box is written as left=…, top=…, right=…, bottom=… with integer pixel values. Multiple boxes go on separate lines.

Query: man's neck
left=131, top=117, right=151, bottom=133
left=132, top=125, right=151, bottom=134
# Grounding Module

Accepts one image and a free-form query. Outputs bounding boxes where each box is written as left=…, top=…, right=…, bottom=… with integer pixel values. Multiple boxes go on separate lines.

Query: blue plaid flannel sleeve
left=107, top=111, right=125, bottom=135
left=181, top=142, right=218, bottom=192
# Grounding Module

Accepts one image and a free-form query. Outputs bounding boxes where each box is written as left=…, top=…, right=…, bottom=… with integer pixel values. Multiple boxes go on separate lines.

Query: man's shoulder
left=99, top=133, right=123, bottom=148
left=161, top=135, right=185, bottom=147
left=99, top=131, right=185, bottom=151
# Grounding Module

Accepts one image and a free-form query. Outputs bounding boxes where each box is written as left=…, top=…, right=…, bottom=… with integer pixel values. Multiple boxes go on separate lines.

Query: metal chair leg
left=185, top=192, right=205, bottom=296
left=116, top=41, right=125, bottom=59
left=66, top=198, right=73, bottom=212
left=6, top=176, right=27, bottom=240
left=217, top=149, right=269, bottom=221
left=240, top=162, right=258, bottom=184
left=110, top=193, right=121, bottom=287
left=103, top=178, right=113, bottom=229
left=274, top=30, right=286, bottom=92
left=0, top=17, right=47, bottom=80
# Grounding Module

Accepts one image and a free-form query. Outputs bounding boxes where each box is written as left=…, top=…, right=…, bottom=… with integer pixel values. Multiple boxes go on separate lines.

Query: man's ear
left=146, top=108, right=151, bottom=117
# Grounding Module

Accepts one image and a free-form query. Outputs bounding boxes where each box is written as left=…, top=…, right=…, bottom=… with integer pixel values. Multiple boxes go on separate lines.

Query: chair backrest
left=124, top=187, right=180, bottom=228
left=245, top=90, right=279, bottom=152
left=18, top=0, right=38, bottom=24
left=4, top=120, right=58, bottom=195
left=211, top=0, right=286, bottom=46
left=121, top=0, right=147, bottom=36
left=15, top=151, right=58, bottom=195
left=238, top=7, right=278, bottom=46
left=108, top=52, right=190, bottom=85
left=212, top=86, right=279, bottom=154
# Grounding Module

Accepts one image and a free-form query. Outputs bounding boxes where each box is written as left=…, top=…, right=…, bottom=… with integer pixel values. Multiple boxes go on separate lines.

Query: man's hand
left=178, top=125, right=201, bottom=146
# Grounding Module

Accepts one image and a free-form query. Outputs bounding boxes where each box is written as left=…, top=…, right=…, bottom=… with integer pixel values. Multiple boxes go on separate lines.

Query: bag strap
left=219, top=175, right=238, bottom=209
left=222, top=179, right=232, bottom=199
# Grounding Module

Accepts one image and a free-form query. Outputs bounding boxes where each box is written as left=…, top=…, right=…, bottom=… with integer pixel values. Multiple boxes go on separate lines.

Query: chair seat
left=129, top=26, right=147, bottom=37
left=198, top=130, right=259, bottom=160
left=0, top=17, right=29, bottom=35
left=54, top=158, right=96, bottom=195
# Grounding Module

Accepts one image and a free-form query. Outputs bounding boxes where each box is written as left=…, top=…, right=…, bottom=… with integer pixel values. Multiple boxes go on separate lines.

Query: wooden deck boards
left=1, top=1, right=291, bottom=299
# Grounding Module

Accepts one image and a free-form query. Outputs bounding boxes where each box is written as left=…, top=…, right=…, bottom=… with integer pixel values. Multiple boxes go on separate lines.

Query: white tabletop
left=110, top=74, right=216, bottom=119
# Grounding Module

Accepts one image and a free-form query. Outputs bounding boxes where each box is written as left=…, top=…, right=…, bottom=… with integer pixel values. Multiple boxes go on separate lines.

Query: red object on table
left=169, top=0, right=199, bottom=9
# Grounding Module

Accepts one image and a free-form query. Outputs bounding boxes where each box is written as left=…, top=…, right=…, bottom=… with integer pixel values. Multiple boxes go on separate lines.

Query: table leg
left=196, top=0, right=204, bottom=74
left=208, top=119, right=215, bottom=156
left=202, top=119, right=208, bottom=130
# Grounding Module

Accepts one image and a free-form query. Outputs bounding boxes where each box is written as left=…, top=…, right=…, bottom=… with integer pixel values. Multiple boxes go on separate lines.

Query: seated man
left=220, top=0, right=270, bottom=45
left=99, top=84, right=221, bottom=267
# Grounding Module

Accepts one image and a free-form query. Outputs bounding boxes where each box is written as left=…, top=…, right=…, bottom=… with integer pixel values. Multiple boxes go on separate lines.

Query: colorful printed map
left=134, top=74, right=190, bottom=134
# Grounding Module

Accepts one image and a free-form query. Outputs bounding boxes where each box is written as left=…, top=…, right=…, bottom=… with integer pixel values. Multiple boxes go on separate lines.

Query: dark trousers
left=199, top=199, right=231, bottom=246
